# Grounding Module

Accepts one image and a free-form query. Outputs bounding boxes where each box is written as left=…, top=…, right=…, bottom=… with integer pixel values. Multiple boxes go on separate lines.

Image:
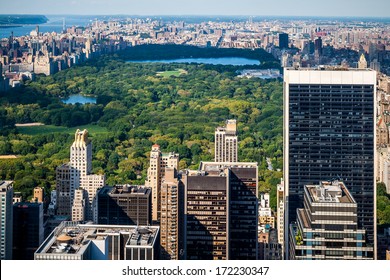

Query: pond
left=62, top=94, right=97, bottom=104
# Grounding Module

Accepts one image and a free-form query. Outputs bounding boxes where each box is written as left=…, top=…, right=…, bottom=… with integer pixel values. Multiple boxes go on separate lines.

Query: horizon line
left=1, top=13, right=390, bottom=19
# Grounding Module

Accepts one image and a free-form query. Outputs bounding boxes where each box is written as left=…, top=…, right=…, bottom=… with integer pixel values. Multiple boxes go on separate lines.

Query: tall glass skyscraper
left=283, top=67, right=377, bottom=259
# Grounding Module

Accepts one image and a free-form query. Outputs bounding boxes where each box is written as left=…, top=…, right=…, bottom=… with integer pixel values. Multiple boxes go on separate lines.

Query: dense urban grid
left=1, top=15, right=390, bottom=260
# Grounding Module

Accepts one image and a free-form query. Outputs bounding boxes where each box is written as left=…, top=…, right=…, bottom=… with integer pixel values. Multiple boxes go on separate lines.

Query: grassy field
left=156, top=69, right=187, bottom=77
left=0, top=155, right=18, bottom=159
left=17, top=124, right=108, bottom=135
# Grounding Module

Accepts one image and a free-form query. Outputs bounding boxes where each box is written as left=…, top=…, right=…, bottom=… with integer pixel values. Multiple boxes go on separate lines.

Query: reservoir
left=127, top=57, right=260, bottom=66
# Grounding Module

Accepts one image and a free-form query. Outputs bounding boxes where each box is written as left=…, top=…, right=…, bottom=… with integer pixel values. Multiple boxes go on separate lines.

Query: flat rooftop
left=285, top=66, right=376, bottom=72
left=284, top=67, right=376, bottom=85
left=306, top=181, right=355, bottom=204
left=161, top=152, right=179, bottom=158
left=199, top=161, right=258, bottom=172
left=0, top=180, right=13, bottom=192
left=99, top=185, right=151, bottom=196
left=35, top=222, right=159, bottom=256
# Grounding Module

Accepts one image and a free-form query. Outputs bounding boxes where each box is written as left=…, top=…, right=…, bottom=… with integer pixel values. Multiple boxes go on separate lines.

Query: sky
left=1, top=0, right=390, bottom=18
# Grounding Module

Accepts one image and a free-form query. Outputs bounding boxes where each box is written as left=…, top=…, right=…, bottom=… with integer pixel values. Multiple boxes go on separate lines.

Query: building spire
left=358, top=53, right=367, bottom=69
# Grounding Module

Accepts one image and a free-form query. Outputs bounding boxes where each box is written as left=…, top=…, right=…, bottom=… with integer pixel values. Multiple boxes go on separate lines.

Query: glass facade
left=97, top=185, right=151, bottom=226
left=185, top=163, right=258, bottom=260
left=229, top=168, right=258, bottom=260
left=185, top=176, right=228, bottom=260
left=287, top=82, right=375, bottom=249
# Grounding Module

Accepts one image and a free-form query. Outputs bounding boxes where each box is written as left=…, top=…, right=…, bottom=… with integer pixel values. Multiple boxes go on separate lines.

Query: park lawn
left=17, top=124, right=108, bottom=135
left=156, top=69, right=187, bottom=77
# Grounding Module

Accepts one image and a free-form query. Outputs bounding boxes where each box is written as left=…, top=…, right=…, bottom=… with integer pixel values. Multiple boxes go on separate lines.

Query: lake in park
left=62, top=94, right=97, bottom=104
left=127, top=57, right=260, bottom=65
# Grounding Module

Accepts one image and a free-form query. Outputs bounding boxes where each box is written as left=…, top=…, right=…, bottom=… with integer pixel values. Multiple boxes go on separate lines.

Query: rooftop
left=35, top=222, right=159, bottom=256
left=161, top=152, right=179, bottom=158
left=199, top=161, right=258, bottom=172
left=99, top=185, right=151, bottom=196
left=0, top=180, right=13, bottom=192
left=285, top=66, right=376, bottom=72
left=306, top=181, right=355, bottom=204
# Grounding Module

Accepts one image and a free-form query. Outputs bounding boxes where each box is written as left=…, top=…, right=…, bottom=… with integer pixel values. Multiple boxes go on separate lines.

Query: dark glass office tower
left=183, top=162, right=258, bottom=260
left=97, top=185, right=151, bottom=226
left=13, top=202, right=44, bottom=260
left=283, top=68, right=376, bottom=259
left=228, top=166, right=258, bottom=259
left=279, top=33, right=289, bottom=49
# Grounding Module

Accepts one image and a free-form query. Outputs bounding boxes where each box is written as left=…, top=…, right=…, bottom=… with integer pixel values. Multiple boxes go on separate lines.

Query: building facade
left=276, top=179, right=285, bottom=257
left=145, top=144, right=179, bottom=222
left=214, top=119, right=238, bottom=163
left=289, top=181, right=373, bottom=259
left=283, top=67, right=376, bottom=259
left=72, top=189, right=87, bottom=222
left=12, top=202, right=44, bottom=260
left=56, top=129, right=105, bottom=222
left=56, top=164, right=71, bottom=216
left=33, top=187, right=44, bottom=203
left=184, top=162, right=258, bottom=260
left=0, top=181, right=13, bottom=260
left=97, top=185, right=151, bottom=226
left=48, top=190, right=57, bottom=216
left=377, top=227, right=390, bottom=260
left=279, top=33, right=289, bottom=49
left=70, top=129, right=105, bottom=222
left=183, top=169, right=229, bottom=260
left=160, top=168, right=184, bottom=260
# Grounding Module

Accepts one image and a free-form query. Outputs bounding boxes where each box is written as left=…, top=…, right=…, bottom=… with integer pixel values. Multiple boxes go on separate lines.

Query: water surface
left=127, top=57, right=260, bottom=65
left=62, top=94, right=96, bottom=104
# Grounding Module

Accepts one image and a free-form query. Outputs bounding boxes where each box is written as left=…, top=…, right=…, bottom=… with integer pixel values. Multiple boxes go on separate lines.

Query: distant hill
left=0, top=15, right=48, bottom=26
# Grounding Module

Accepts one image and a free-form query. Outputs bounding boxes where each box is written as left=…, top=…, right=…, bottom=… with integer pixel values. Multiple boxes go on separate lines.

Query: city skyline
left=1, top=0, right=390, bottom=17
left=1, top=1, right=390, bottom=263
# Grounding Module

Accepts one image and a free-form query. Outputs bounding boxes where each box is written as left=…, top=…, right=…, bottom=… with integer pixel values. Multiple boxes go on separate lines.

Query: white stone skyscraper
left=56, top=129, right=105, bottom=222
left=215, top=119, right=238, bottom=162
left=70, top=129, right=93, bottom=189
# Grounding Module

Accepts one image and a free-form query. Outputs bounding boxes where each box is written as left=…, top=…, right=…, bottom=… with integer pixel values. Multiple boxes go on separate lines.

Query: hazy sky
left=2, top=0, right=390, bottom=17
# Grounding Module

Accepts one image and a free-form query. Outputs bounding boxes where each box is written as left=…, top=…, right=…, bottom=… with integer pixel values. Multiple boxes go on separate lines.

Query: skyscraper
left=97, top=185, right=151, bottom=226
left=276, top=179, right=285, bottom=256
left=358, top=53, right=368, bottom=69
left=183, top=162, right=258, bottom=260
left=56, top=129, right=105, bottom=222
left=215, top=119, right=238, bottom=162
left=289, top=181, right=373, bottom=259
left=0, top=181, right=13, bottom=260
left=12, top=202, right=44, bottom=260
left=314, top=37, right=323, bottom=56
left=145, top=144, right=179, bottom=222
left=279, top=33, right=289, bottom=49
left=183, top=169, right=229, bottom=260
left=160, top=168, right=184, bottom=260
left=56, top=164, right=71, bottom=216
left=283, top=67, right=376, bottom=259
